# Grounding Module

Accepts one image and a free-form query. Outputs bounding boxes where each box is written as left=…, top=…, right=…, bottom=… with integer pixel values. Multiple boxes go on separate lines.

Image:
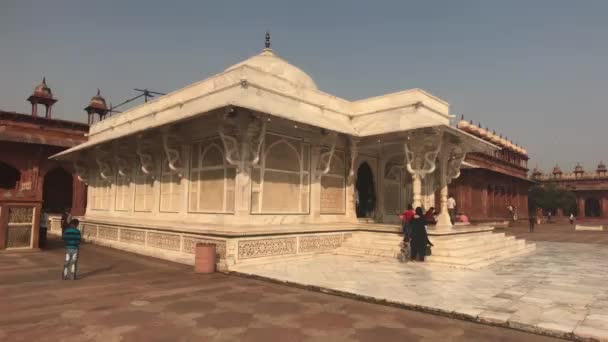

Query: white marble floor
left=233, top=242, right=608, bottom=341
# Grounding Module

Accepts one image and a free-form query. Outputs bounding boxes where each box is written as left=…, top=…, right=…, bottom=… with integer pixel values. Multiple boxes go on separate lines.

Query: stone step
left=430, top=232, right=504, bottom=244
left=341, top=235, right=525, bottom=258
left=335, top=246, right=400, bottom=259
left=345, top=232, right=509, bottom=251
left=430, top=238, right=525, bottom=257
left=465, top=244, right=536, bottom=269
left=426, top=242, right=535, bottom=268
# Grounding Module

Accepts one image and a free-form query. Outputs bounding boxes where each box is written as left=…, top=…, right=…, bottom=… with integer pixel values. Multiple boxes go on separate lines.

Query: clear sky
left=1, top=0, right=607, bottom=171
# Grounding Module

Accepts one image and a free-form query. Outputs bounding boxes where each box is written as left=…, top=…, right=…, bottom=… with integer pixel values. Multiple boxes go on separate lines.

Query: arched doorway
left=585, top=198, right=601, bottom=217
left=0, top=161, right=20, bottom=189
left=43, top=167, right=73, bottom=213
left=355, top=162, right=376, bottom=218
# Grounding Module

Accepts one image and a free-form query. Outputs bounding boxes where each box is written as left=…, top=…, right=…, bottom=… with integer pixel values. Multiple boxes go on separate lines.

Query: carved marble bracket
left=94, top=148, right=112, bottom=180
left=218, top=109, right=267, bottom=171
left=317, top=131, right=338, bottom=176
left=447, top=149, right=467, bottom=184
left=348, top=137, right=359, bottom=180
left=404, top=128, right=444, bottom=179
left=74, top=161, right=88, bottom=184
left=161, top=129, right=183, bottom=177
left=114, top=155, right=130, bottom=178
left=136, top=135, right=155, bottom=176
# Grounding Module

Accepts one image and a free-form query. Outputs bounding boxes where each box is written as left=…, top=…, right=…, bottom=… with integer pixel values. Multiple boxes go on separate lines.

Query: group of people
left=399, top=205, right=434, bottom=262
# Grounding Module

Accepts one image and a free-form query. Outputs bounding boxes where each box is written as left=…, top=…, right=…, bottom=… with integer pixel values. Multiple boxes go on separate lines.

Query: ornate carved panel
left=147, top=232, right=181, bottom=251
left=98, top=226, right=119, bottom=241
left=238, top=238, right=297, bottom=259
left=6, top=207, right=33, bottom=248
left=120, top=229, right=145, bottom=245
left=6, top=226, right=31, bottom=248
left=8, top=207, right=33, bottom=223
left=298, top=235, right=343, bottom=253
left=81, top=224, right=98, bottom=239
left=183, top=237, right=226, bottom=258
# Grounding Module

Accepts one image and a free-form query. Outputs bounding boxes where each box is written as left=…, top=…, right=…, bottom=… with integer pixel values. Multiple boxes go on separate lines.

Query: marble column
left=412, top=174, right=423, bottom=208
left=435, top=151, right=452, bottom=228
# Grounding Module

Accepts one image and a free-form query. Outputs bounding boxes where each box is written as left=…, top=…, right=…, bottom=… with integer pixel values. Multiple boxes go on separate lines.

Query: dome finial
left=265, top=31, right=271, bottom=49
left=42, top=76, right=46, bottom=84
left=97, top=88, right=101, bottom=96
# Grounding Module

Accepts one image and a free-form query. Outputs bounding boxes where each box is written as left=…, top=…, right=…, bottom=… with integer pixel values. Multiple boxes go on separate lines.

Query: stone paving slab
left=233, top=241, right=608, bottom=341
left=0, top=239, right=558, bottom=342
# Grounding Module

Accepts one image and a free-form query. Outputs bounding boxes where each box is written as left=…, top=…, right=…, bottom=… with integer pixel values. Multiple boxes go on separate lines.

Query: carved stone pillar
left=435, top=152, right=451, bottom=228
left=404, top=128, right=443, bottom=209
left=377, top=153, right=387, bottom=221
left=310, top=145, right=322, bottom=219
left=218, top=109, right=267, bottom=220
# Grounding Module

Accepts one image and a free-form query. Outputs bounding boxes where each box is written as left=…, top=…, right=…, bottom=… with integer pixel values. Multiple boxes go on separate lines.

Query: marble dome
left=225, top=48, right=318, bottom=90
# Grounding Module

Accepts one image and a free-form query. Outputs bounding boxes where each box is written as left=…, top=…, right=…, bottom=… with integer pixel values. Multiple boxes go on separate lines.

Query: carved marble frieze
left=98, top=226, right=119, bottom=241
left=238, top=237, right=297, bottom=259
left=298, top=234, right=343, bottom=253
left=147, top=232, right=181, bottom=252
left=183, top=237, right=226, bottom=258
left=120, top=229, right=146, bottom=245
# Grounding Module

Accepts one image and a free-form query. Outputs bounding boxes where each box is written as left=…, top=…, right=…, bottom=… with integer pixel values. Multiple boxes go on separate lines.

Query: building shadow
left=78, top=265, right=114, bottom=279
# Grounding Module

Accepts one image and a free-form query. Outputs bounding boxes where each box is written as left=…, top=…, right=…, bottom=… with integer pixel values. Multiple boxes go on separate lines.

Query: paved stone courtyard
left=0, top=238, right=560, bottom=342
left=235, top=225, right=608, bottom=341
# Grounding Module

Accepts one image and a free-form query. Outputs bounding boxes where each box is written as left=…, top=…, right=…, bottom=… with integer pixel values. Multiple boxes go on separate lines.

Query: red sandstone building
left=0, top=79, right=90, bottom=250
left=531, top=163, right=608, bottom=219
left=451, top=117, right=531, bottom=221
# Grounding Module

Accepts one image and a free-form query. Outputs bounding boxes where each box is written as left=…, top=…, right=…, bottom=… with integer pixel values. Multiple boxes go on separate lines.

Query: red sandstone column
left=481, top=185, right=488, bottom=219
left=0, top=204, right=7, bottom=249
left=32, top=204, right=41, bottom=249
left=602, top=197, right=608, bottom=219
left=578, top=197, right=585, bottom=218
left=71, top=175, right=86, bottom=216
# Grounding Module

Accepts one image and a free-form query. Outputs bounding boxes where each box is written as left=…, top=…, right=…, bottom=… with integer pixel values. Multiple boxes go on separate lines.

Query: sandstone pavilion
left=52, top=34, right=534, bottom=270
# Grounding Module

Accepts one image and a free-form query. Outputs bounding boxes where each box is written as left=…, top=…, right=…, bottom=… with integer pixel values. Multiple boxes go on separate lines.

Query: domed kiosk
left=51, top=33, right=534, bottom=270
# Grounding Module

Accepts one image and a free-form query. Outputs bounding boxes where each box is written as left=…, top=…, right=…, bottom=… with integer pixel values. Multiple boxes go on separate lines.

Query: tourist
left=399, top=204, right=416, bottom=239
left=569, top=213, right=575, bottom=225
left=62, top=219, right=81, bottom=280
left=409, top=207, right=433, bottom=262
left=447, top=195, right=456, bottom=224
left=424, top=207, right=437, bottom=225
left=547, top=211, right=552, bottom=223
left=60, top=208, right=72, bottom=232
left=458, top=212, right=469, bottom=224
left=39, top=209, right=49, bottom=249
left=528, top=212, right=535, bottom=233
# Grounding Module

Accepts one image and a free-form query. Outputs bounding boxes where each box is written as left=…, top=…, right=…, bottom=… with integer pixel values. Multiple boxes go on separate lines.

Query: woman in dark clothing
left=410, top=207, right=433, bottom=261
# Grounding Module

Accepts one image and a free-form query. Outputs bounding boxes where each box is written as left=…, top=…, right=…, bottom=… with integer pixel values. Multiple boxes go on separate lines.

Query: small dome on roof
left=532, top=167, right=542, bottom=177
left=552, top=164, right=563, bottom=175
left=457, top=115, right=470, bottom=130
left=225, top=42, right=317, bottom=89
left=597, top=161, right=606, bottom=172
left=86, top=89, right=108, bottom=111
left=574, top=163, right=584, bottom=174
left=32, top=77, right=53, bottom=98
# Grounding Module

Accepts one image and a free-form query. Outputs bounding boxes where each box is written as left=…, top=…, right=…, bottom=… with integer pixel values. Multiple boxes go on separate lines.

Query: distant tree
left=528, top=183, right=577, bottom=215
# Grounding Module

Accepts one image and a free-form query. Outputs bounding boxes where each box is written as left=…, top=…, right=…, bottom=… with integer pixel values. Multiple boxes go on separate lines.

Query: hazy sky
left=1, top=0, right=607, bottom=171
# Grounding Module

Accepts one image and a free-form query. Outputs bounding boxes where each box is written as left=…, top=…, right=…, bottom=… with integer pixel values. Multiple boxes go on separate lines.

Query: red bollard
left=194, top=243, right=216, bottom=274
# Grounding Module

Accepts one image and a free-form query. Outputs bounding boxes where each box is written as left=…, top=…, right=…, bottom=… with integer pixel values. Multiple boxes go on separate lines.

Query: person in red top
left=399, top=204, right=416, bottom=238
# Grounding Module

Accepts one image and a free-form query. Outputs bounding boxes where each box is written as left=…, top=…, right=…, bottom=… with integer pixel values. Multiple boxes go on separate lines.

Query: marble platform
left=233, top=241, right=608, bottom=341
left=576, top=224, right=605, bottom=231
left=335, top=227, right=535, bottom=269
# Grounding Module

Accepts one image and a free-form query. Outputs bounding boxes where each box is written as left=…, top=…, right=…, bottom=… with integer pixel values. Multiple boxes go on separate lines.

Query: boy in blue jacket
left=62, top=219, right=81, bottom=280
